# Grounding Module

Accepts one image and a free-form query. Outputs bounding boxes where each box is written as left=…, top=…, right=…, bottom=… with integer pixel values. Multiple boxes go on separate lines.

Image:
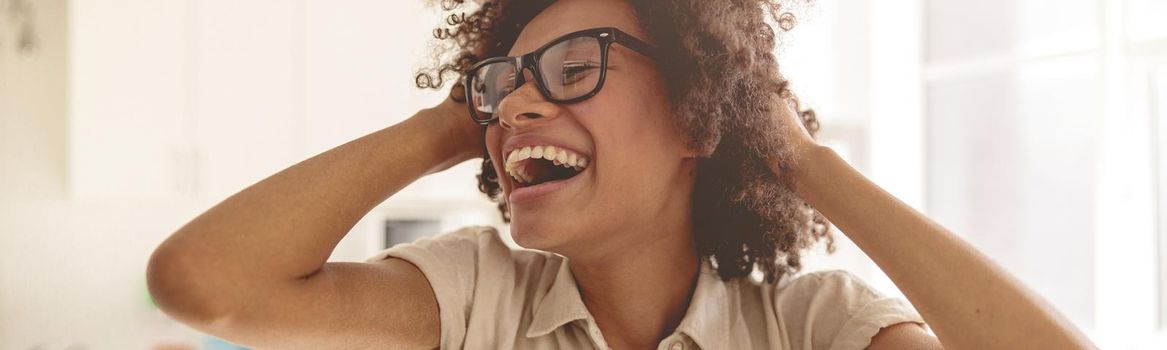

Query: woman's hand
left=416, top=83, right=487, bottom=174
left=766, top=96, right=822, bottom=188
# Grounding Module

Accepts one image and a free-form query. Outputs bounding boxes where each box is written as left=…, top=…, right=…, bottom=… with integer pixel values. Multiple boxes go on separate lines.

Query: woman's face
left=484, top=0, right=697, bottom=256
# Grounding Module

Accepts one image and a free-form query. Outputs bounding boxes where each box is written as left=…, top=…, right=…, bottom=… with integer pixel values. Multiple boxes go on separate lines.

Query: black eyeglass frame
left=462, top=27, right=657, bottom=126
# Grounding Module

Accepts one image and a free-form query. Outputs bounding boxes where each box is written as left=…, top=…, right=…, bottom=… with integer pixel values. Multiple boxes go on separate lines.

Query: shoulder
left=775, top=270, right=883, bottom=304
left=759, top=270, right=927, bottom=350
left=365, top=226, right=565, bottom=348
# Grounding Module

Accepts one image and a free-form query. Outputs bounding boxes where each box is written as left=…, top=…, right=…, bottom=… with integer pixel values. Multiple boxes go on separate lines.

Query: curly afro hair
left=415, top=0, right=834, bottom=283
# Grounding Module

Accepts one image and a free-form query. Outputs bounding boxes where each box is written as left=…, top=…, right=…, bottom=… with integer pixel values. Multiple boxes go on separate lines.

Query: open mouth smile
left=504, top=145, right=591, bottom=204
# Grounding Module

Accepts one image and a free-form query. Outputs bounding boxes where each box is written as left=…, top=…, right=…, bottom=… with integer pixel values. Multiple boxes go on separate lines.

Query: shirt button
left=669, top=341, right=684, bottom=350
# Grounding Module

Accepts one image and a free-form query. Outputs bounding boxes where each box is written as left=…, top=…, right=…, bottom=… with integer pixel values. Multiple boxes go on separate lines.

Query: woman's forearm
left=147, top=107, right=478, bottom=318
left=789, top=145, right=1096, bottom=349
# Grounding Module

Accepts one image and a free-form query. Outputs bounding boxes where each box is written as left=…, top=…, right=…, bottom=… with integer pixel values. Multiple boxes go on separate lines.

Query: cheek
left=583, top=113, right=661, bottom=182
left=586, top=87, right=685, bottom=185
left=484, top=126, right=506, bottom=174
left=589, top=92, right=674, bottom=151
left=599, top=75, right=671, bottom=135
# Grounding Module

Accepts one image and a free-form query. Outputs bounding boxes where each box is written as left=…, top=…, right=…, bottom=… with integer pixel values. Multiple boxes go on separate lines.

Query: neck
left=567, top=216, right=700, bottom=349
left=562, top=158, right=701, bottom=349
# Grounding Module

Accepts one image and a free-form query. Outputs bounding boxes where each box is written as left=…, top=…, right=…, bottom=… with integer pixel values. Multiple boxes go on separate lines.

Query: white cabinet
left=299, top=0, right=468, bottom=203
left=67, top=0, right=485, bottom=204
left=69, top=0, right=301, bottom=201
left=191, top=0, right=301, bottom=200
left=68, top=0, right=193, bottom=199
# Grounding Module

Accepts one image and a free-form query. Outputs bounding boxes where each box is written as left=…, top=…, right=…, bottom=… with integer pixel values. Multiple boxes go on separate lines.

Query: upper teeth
left=505, top=145, right=590, bottom=184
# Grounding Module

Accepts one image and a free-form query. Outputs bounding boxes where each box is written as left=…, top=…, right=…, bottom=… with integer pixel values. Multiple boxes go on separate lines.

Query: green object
left=141, top=277, right=158, bottom=309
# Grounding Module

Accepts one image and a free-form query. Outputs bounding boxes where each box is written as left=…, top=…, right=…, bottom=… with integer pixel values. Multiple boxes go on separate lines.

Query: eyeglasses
left=463, top=27, right=656, bottom=125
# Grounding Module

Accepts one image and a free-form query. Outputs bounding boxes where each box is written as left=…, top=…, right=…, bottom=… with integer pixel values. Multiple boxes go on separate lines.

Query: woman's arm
left=769, top=102, right=1097, bottom=350
left=146, top=96, right=483, bottom=349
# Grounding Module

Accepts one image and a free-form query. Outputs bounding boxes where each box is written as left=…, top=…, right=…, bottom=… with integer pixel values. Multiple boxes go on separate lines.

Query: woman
left=146, top=0, right=1097, bottom=349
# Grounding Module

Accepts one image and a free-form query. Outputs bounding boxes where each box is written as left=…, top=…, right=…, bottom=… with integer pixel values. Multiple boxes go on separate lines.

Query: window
left=924, top=0, right=1167, bottom=346
left=1156, top=64, right=1167, bottom=330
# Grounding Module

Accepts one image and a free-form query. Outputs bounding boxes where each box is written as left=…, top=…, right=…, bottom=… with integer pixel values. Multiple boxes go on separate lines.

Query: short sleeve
left=364, top=225, right=511, bottom=349
left=774, top=270, right=926, bottom=350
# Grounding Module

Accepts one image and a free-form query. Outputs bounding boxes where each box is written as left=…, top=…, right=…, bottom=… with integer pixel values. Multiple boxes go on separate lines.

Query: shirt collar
left=524, top=258, right=734, bottom=350
left=525, top=257, right=590, bottom=338
left=673, top=260, right=732, bottom=350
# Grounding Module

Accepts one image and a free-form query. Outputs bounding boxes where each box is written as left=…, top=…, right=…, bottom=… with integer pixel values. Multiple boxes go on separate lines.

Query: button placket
left=656, top=335, right=688, bottom=350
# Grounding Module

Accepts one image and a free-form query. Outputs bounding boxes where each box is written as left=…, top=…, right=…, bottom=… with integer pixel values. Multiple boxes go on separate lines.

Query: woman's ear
left=673, top=114, right=719, bottom=159
left=681, top=142, right=703, bottom=159
left=682, top=134, right=718, bottom=159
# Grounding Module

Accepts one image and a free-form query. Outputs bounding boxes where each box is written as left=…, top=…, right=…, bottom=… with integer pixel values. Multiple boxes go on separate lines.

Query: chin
left=508, top=215, right=573, bottom=252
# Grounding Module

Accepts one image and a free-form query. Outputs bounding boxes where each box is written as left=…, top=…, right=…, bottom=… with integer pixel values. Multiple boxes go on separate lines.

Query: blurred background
left=1, top=0, right=1165, bottom=348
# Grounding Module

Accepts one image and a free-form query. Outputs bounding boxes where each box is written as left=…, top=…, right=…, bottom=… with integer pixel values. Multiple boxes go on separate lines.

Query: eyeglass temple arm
left=612, top=29, right=658, bottom=59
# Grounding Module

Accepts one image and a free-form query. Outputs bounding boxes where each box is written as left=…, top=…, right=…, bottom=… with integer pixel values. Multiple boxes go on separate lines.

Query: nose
left=497, top=67, right=558, bottom=130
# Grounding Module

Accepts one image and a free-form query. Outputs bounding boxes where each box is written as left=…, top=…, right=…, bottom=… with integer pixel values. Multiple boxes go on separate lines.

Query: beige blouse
left=366, top=226, right=926, bottom=350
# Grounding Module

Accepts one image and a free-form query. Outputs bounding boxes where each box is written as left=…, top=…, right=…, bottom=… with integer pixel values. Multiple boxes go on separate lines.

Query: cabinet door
left=68, top=0, right=486, bottom=203
left=192, top=0, right=301, bottom=200
left=69, top=0, right=193, bottom=200
left=300, top=0, right=481, bottom=203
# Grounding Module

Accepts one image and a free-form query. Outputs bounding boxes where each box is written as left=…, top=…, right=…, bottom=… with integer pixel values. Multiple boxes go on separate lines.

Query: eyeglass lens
left=469, top=36, right=603, bottom=121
